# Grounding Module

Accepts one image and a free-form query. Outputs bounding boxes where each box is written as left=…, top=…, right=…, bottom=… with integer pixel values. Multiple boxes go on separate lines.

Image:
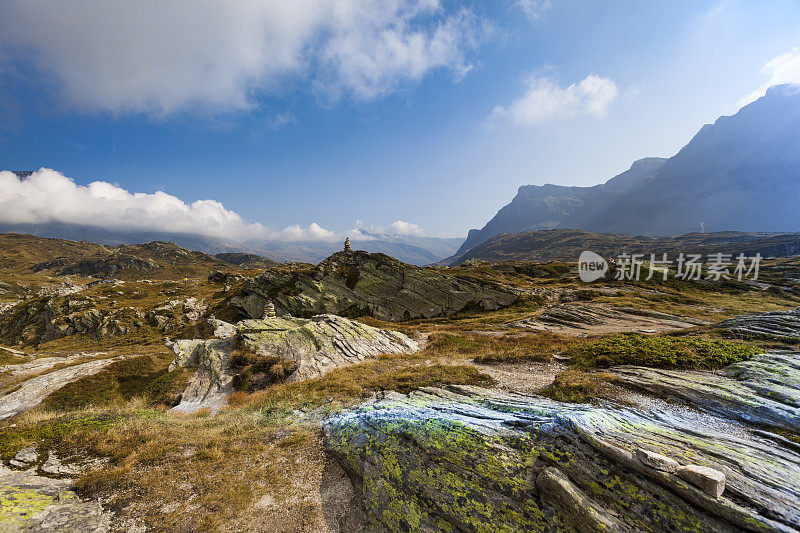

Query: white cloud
left=0, top=0, right=478, bottom=116
left=267, top=223, right=338, bottom=242
left=516, top=0, right=553, bottom=21
left=487, top=74, right=618, bottom=127
left=388, top=220, right=426, bottom=236
left=0, top=168, right=341, bottom=242
left=739, top=48, right=800, bottom=107
left=348, top=219, right=427, bottom=238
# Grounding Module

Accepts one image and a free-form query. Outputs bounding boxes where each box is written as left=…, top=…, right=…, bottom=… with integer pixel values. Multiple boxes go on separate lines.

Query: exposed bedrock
left=226, top=250, right=519, bottom=322
left=167, top=314, right=418, bottom=413
left=324, top=358, right=800, bottom=532
left=717, top=308, right=800, bottom=340
left=610, top=351, right=800, bottom=433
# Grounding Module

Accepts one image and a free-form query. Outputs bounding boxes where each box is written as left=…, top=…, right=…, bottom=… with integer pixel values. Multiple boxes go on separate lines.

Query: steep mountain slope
left=592, top=84, right=800, bottom=235
left=457, top=158, right=666, bottom=255
left=457, top=84, right=800, bottom=256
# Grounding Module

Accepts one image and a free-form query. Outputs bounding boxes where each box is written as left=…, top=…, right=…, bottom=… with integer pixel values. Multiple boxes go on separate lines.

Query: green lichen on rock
left=325, top=381, right=800, bottom=532
left=0, top=486, right=57, bottom=528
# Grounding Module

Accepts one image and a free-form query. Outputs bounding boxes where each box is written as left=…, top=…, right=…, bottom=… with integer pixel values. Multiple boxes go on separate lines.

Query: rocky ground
left=1, top=243, right=800, bottom=532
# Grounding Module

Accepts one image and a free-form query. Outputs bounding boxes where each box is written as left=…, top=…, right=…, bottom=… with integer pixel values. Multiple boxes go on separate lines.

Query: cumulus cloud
left=0, top=0, right=479, bottom=116
left=0, top=168, right=341, bottom=242
left=348, top=219, right=427, bottom=238
left=739, top=48, right=800, bottom=107
left=487, top=74, right=618, bottom=127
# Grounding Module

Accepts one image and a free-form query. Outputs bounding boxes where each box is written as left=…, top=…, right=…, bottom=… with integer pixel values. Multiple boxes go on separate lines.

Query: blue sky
left=1, top=0, right=800, bottom=241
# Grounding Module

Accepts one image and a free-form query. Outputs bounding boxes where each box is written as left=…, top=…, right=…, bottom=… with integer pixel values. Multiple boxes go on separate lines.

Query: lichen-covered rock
left=0, top=464, right=110, bottom=532
left=227, top=250, right=519, bottom=322
left=167, top=337, right=236, bottom=414
left=324, top=383, right=800, bottom=532
left=717, top=308, right=800, bottom=340
left=167, top=314, right=418, bottom=413
left=237, top=314, right=418, bottom=381
left=610, top=351, right=800, bottom=433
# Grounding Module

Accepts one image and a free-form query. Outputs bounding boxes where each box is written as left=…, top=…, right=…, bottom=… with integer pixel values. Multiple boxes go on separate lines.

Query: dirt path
left=469, top=359, right=566, bottom=395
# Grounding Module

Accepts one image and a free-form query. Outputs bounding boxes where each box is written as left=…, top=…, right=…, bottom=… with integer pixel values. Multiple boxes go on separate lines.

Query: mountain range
left=0, top=220, right=462, bottom=266
left=444, top=229, right=800, bottom=265
left=452, top=84, right=800, bottom=261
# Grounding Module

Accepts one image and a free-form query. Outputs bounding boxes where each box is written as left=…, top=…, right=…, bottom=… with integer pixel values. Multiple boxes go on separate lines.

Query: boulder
left=167, top=314, right=418, bottom=413
left=677, top=465, right=726, bottom=499
left=636, top=448, right=680, bottom=473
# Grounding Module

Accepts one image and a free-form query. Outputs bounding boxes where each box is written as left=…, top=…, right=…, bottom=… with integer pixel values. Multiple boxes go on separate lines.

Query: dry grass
left=540, top=369, right=610, bottom=404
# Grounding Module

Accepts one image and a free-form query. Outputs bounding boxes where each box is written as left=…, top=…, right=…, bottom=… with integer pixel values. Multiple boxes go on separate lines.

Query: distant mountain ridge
left=0, top=222, right=462, bottom=266
left=457, top=157, right=666, bottom=255
left=444, top=229, right=800, bottom=265
left=454, top=84, right=800, bottom=260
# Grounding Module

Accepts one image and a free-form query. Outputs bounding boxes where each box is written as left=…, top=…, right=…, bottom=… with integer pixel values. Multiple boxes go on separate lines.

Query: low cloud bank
left=0, top=169, right=426, bottom=243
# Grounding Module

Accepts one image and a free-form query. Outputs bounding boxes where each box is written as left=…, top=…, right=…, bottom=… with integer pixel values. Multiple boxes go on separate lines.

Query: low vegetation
left=563, top=333, right=761, bottom=370
left=540, top=369, right=609, bottom=404
left=39, top=355, right=190, bottom=411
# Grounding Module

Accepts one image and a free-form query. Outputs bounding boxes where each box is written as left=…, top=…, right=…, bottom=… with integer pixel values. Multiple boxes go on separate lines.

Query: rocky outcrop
left=237, top=314, right=418, bottom=381
left=0, top=356, right=128, bottom=420
left=509, top=303, right=706, bottom=335
left=167, top=315, right=418, bottom=413
left=0, top=294, right=207, bottom=346
left=717, top=308, right=800, bottom=340
left=0, top=464, right=110, bottom=532
left=324, top=355, right=800, bottom=532
left=226, top=250, right=519, bottom=322
left=168, top=337, right=237, bottom=414
left=610, top=351, right=800, bottom=433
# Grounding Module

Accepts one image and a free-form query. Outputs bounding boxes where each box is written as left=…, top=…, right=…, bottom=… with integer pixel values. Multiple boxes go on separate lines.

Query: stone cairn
left=344, top=237, right=352, bottom=252
left=263, top=300, right=276, bottom=319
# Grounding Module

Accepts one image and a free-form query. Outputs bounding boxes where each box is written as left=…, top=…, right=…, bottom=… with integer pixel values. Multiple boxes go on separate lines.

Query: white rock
left=677, top=464, right=726, bottom=498
left=13, top=445, right=38, bottom=465
left=635, top=448, right=679, bottom=473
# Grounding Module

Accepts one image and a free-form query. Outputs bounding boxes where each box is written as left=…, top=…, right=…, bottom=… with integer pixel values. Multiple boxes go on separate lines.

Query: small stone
left=13, top=445, right=38, bottom=465
left=677, top=464, right=726, bottom=498
left=635, top=448, right=679, bottom=472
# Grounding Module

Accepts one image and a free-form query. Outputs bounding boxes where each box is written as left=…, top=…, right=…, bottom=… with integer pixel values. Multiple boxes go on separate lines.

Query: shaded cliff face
left=457, top=84, right=800, bottom=257
left=456, top=157, right=667, bottom=255
left=226, top=250, right=519, bottom=322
